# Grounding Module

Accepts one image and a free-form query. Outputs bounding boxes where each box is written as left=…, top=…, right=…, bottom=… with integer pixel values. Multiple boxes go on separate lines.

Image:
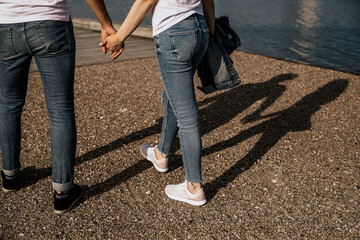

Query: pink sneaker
left=140, top=144, right=168, bottom=172
left=165, top=180, right=207, bottom=206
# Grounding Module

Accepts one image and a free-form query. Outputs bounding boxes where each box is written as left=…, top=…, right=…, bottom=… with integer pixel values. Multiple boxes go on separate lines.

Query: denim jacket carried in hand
left=197, top=16, right=241, bottom=94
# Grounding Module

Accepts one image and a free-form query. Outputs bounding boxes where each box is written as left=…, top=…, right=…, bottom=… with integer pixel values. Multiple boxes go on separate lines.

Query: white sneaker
left=140, top=144, right=168, bottom=172
left=165, top=180, right=207, bottom=206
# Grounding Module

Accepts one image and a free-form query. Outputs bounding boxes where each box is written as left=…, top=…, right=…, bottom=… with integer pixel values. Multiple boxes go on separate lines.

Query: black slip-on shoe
left=1, top=170, right=20, bottom=192
left=54, top=184, right=82, bottom=214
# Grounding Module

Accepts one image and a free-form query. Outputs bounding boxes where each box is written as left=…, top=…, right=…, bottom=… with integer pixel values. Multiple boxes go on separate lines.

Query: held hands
left=100, top=31, right=125, bottom=60
left=100, top=26, right=116, bottom=54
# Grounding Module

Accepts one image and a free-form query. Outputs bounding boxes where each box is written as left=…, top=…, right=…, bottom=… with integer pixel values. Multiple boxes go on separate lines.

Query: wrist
left=115, top=32, right=126, bottom=43
left=101, top=23, right=114, bottom=32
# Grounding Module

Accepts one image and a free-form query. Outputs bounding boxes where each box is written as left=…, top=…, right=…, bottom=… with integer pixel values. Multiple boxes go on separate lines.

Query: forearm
left=85, top=0, right=113, bottom=29
left=115, top=0, right=157, bottom=41
left=202, top=0, right=215, bottom=35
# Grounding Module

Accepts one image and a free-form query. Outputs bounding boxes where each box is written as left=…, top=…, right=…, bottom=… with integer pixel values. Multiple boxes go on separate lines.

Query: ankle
left=56, top=191, right=67, bottom=195
left=154, top=146, right=166, bottom=160
left=187, top=181, right=202, bottom=194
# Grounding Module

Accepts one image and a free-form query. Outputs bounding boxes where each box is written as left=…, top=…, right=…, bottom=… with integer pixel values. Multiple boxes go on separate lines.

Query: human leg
left=30, top=20, right=77, bottom=193
left=27, top=20, right=81, bottom=212
left=0, top=57, right=29, bottom=175
left=140, top=91, right=178, bottom=172
left=157, top=91, right=179, bottom=156
left=154, top=15, right=209, bottom=184
left=0, top=23, right=32, bottom=188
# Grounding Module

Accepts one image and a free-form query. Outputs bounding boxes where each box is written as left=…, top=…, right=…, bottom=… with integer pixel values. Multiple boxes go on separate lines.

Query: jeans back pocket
left=35, top=21, right=71, bottom=55
left=0, top=27, right=16, bottom=58
left=169, top=29, right=198, bottom=62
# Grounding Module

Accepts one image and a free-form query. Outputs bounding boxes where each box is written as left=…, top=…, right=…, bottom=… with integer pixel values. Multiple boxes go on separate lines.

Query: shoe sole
left=165, top=189, right=207, bottom=206
left=140, top=147, right=168, bottom=173
left=54, top=195, right=82, bottom=214
left=2, top=187, right=17, bottom=193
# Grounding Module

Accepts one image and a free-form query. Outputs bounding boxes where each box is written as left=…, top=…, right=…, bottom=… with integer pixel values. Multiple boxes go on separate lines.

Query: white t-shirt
left=0, top=0, right=70, bottom=24
left=152, top=0, right=203, bottom=36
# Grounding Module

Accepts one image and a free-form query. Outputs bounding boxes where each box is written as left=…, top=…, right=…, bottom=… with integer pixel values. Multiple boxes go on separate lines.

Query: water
left=68, top=0, right=360, bottom=75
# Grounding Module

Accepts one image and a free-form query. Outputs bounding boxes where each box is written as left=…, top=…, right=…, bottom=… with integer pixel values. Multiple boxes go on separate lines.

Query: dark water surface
left=68, top=0, right=360, bottom=75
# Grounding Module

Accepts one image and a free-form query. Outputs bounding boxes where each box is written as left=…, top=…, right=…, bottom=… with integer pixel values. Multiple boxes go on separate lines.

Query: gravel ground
left=1, top=51, right=359, bottom=239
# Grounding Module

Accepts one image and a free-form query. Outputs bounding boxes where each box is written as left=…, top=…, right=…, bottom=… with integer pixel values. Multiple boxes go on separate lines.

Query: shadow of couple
left=19, top=73, right=349, bottom=203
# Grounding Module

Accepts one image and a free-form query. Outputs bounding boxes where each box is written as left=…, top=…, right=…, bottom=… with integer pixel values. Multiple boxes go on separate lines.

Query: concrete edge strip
left=72, top=17, right=153, bottom=39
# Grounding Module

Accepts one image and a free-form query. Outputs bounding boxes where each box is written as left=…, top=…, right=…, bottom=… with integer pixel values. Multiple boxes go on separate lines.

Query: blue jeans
left=0, top=20, right=76, bottom=192
left=155, top=14, right=209, bottom=183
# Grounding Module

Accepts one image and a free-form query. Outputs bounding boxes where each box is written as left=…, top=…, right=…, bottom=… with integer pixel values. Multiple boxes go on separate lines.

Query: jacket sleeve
left=197, top=22, right=241, bottom=94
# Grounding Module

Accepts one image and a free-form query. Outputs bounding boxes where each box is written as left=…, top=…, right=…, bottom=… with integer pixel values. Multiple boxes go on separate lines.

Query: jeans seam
left=159, top=72, right=179, bottom=156
left=159, top=96, right=168, bottom=153
left=156, top=45, right=174, bottom=155
left=180, top=130, right=192, bottom=182
left=34, top=24, right=45, bottom=52
left=160, top=68, right=195, bottom=182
